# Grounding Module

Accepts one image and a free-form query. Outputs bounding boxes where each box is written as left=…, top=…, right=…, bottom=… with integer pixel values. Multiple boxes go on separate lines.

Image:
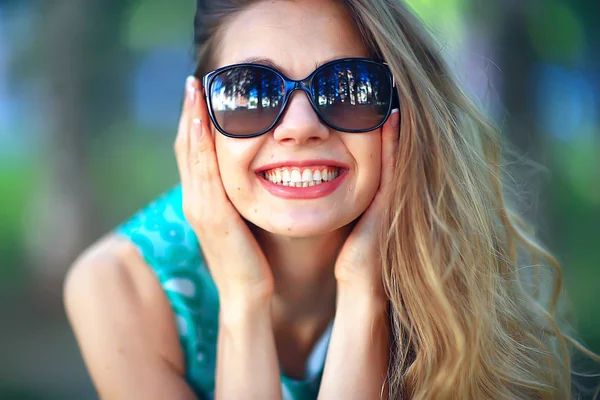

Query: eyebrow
left=238, top=55, right=358, bottom=77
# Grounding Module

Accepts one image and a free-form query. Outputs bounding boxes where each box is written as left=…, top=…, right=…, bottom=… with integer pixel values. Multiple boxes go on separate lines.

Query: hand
left=334, top=109, right=400, bottom=298
left=174, top=76, right=274, bottom=307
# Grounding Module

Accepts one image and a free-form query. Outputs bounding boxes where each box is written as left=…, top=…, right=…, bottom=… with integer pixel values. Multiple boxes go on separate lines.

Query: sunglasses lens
left=209, top=66, right=285, bottom=136
left=314, top=60, right=392, bottom=131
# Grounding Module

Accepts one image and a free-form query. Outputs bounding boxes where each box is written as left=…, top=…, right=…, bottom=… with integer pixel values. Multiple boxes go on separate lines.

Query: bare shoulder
left=64, top=233, right=195, bottom=399
left=64, top=233, right=166, bottom=315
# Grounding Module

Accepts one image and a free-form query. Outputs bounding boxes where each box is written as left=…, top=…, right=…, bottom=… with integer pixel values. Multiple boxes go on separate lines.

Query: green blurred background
left=0, top=0, right=598, bottom=398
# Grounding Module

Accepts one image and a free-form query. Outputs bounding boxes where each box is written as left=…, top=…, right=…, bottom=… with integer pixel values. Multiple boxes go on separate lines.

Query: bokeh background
left=0, top=0, right=598, bottom=398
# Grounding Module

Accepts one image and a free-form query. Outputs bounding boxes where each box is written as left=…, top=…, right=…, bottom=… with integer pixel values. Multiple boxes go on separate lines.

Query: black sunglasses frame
left=201, top=57, right=398, bottom=139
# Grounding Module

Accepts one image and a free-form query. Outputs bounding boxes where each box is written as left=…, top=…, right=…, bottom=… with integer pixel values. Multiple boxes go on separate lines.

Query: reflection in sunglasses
left=212, top=68, right=284, bottom=112
left=315, top=63, right=384, bottom=107
left=211, top=62, right=387, bottom=114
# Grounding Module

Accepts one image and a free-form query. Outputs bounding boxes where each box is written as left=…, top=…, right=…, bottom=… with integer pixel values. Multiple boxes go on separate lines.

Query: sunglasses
left=201, top=58, right=398, bottom=138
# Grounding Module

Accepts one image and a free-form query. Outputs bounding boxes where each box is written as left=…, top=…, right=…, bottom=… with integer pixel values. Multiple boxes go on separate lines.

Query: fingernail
left=390, top=108, right=400, bottom=128
left=193, top=117, right=203, bottom=138
left=186, top=76, right=197, bottom=104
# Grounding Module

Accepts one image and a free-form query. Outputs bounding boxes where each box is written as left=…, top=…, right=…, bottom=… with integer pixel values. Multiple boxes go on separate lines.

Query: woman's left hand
left=334, top=108, right=400, bottom=299
left=319, top=112, right=399, bottom=398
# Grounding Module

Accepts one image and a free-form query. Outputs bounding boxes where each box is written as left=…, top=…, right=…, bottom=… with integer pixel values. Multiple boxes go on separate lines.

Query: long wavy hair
left=193, top=0, right=600, bottom=398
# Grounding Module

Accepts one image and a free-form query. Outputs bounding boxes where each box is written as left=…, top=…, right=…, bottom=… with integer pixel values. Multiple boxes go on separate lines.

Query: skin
left=64, top=0, right=399, bottom=398
left=210, top=0, right=383, bottom=376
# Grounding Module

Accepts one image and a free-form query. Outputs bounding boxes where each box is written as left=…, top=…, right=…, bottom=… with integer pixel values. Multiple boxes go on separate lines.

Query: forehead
left=215, top=0, right=368, bottom=79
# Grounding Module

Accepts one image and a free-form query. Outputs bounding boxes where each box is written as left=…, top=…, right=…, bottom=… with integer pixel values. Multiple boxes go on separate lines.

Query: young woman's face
left=211, top=0, right=382, bottom=237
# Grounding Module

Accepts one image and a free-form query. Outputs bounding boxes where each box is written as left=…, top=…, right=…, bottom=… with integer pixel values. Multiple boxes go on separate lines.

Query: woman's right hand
left=174, top=76, right=274, bottom=310
left=175, top=76, right=283, bottom=399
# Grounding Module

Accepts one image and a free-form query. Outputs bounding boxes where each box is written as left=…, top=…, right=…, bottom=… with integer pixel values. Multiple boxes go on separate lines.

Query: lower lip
left=257, top=170, right=348, bottom=199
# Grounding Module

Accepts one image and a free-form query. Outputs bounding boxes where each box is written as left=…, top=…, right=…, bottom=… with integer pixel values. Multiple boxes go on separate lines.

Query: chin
left=270, top=225, right=337, bottom=238
left=248, top=211, right=360, bottom=238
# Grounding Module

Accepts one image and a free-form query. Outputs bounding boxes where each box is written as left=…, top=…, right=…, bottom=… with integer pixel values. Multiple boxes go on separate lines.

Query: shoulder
left=66, top=186, right=220, bottom=395
left=63, top=233, right=207, bottom=398
left=64, top=233, right=185, bottom=376
left=112, top=185, right=217, bottom=318
left=115, top=185, right=201, bottom=269
left=64, top=232, right=167, bottom=313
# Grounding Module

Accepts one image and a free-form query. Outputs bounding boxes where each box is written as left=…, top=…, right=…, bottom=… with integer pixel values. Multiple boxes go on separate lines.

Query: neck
left=248, top=220, right=353, bottom=327
left=247, top=220, right=354, bottom=379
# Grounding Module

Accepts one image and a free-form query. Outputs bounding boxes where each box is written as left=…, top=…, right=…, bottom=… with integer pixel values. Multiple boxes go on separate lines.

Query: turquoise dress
left=115, top=185, right=331, bottom=400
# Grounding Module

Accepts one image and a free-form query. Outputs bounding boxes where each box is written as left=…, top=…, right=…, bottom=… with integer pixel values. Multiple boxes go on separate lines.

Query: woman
left=64, top=0, right=599, bottom=399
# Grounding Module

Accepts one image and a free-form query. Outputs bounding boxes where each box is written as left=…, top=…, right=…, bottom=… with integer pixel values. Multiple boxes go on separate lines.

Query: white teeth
left=262, top=167, right=341, bottom=186
left=290, top=169, right=302, bottom=183
left=302, top=169, right=312, bottom=182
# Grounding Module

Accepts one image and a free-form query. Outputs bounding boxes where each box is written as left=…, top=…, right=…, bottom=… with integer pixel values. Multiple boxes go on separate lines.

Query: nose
left=272, top=91, right=330, bottom=146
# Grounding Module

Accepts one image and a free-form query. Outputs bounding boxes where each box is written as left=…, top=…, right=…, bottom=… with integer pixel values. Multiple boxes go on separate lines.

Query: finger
left=379, top=108, right=400, bottom=194
left=187, top=79, right=230, bottom=212
left=175, top=75, right=199, bottom=187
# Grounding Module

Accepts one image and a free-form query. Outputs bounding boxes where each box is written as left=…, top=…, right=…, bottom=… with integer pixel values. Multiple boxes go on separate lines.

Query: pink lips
left=255, top=159, right=350, bottom=200
left=257, top=169, right=348, bottom=199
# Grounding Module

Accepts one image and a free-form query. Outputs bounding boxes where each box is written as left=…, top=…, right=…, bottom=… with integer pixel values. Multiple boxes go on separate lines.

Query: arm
left=180, top=77, right=282, bottom=400
left=318, top=108, right=399, bottom=399
left=318, top=290, right=390, bottom=400
left=215, top=298, right=282, bottom=399
left=64, top=234, right=197, bottom=400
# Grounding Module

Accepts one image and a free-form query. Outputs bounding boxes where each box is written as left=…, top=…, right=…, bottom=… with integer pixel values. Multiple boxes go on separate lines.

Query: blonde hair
left=193, top=0, right=600, bottom=398
left=342, top=0, right=600, bottom=398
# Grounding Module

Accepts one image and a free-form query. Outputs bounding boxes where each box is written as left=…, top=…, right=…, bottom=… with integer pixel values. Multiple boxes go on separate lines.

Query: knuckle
left=191, top=156, right=220, bottom=181
left=173, top=137, right=185, bottom=154
left=196, top=138, right=211, bottom=153
left=339, top=245, right=366, bottom=265
left=182, top=200, right=201, bottom=225
left=190, top=157, right=209, bottom=180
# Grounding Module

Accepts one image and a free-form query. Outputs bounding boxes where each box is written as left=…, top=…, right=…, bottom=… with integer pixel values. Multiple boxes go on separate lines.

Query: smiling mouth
left=260, top=166, right=344, bottom=187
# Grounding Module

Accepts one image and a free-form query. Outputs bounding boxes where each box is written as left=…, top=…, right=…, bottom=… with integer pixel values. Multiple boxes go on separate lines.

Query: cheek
left=215, top=144, right=241, bottom=194
left=213, top=134, right=260, bottom=202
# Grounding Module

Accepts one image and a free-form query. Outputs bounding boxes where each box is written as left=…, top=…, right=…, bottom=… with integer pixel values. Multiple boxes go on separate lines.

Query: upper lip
left=255, top=159, right=350, bottom=173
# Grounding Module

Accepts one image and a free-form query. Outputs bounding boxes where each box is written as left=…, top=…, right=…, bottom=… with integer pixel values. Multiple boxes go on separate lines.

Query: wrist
left=335, top=288, right=388, bottom=322
left=219, top=293, right=273, bottom=328
left=336, top=281, right=388, bottom=307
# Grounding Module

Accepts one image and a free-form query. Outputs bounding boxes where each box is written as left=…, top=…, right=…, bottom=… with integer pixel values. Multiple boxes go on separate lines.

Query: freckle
left=253, top=209, right=257, bottom=213
left=287, top=228, right=291, bottom=231
left=224, top=230, right=229, bottom=236
left=237, top=187, right=240, bottom=191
